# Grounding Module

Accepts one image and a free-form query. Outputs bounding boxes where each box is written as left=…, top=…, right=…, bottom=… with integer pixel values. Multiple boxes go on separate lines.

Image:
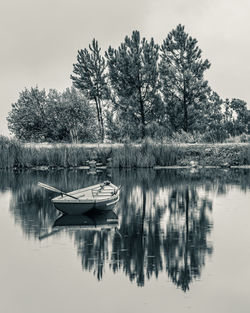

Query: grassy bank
left=1, top=136, right=250, bottom=169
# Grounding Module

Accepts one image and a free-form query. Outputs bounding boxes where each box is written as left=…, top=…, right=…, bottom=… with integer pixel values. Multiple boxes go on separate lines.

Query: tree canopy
left=7, top=87, right=47, bottom=141
left=7, top=87, right=98, bottom=142
left=159, top=24, right=211, bottom=132
left=7, top=25, right=249, bottom=142
left=106, top=31, right=162, bottom=139
left=71, top=39, right=108, bottom=142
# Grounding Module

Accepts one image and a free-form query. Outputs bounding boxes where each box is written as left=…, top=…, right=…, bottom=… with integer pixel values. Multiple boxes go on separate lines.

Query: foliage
left=239, top=133, right=250, bottom=143
left=159, top=24, right=211, bottom=132
left=7, top=87, right=98, bottom=143
left=104, top=109, right=124, bottom=142
left=45, top=87, right=98, bottom=142
left=225, top=98, right=248, bottom=136
left=71, top=39, right=108, bottom=142
left=7, top=87, right=47, bottom=141
left=247, top=110, right=250, bottom=134
left=170, top=130, right=201, bottom=143
left=106, top=31, right=162, bottom=139
left=200, top=129, right=228, bottom=143
left=145, top=121, right=172, bottom=142
left=7, top=25, right=249, bottom=143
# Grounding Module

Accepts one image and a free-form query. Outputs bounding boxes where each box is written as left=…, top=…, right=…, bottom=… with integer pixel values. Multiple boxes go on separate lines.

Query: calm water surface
left=0, top=168, right=250, bottom=313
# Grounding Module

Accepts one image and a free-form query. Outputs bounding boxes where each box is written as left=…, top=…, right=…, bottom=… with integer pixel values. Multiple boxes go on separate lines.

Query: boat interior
left=60, top=183, right=119, bottom=201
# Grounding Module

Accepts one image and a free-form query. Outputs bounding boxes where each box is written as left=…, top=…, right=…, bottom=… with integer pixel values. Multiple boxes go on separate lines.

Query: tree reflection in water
left=7, top=168, right=242, bottom=291
left=165, top=187, right=213, bottom=291
left=73, top=219, right=115, bottom=281
left=72, top=178, right=213, bottom=291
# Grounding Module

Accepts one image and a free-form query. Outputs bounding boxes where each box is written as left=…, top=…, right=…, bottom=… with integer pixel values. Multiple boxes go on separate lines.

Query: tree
left=160, top=24, right=211, bottom=132
left=196, top=91, right=223, bottom=132
left=7, top=87, right=47, bottom=141
left=247, top=110, right=250, bottom=134
left=105, top=110, right=124, bottom=142
left=229, top=98, right=248, bottom=135
left=7, top=87, right=98, bottom=142
left=71, top=39, right=108, bottom=142
left=105, top=31, right=162, bottom=139
left=222, top=98, right=248, bottom=137
left=45, top=87, right=98, bottom=142
left=192, top=91, right=229, bottom=142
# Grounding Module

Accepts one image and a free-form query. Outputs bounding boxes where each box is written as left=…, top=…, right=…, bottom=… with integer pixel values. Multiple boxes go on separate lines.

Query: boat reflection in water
left=48, top=210, right=120, bottom=281
left=39, top=210, right=119, bottom=240
left=53, top=210, right=119, bottom=230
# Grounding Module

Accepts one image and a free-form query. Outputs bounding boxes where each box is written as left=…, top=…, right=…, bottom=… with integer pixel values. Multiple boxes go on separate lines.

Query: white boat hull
left=51, top=182, right=120, bottom=215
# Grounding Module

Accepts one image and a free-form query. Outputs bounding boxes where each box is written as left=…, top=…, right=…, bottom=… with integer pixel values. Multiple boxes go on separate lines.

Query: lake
left=0, top=168, right=250, bottom=313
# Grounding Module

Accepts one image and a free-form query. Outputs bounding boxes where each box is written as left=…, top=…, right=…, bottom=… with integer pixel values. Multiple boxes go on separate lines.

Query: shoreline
left=1, top=141, right=250, bottom=169
left=4, top=164, right=250, bottom=172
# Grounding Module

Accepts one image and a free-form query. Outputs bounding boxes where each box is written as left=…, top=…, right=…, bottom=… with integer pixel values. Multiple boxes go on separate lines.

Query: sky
left=1, top=0, right=250, bottom=136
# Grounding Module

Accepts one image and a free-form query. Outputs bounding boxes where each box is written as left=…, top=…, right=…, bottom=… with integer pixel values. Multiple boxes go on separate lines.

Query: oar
left=39, top=229, right=61, bottom=240
left=115, top=227, right=122, bottom=238
left=114, top=185, right=122, bottom=195
left=38, top=182, right=79, bottom=200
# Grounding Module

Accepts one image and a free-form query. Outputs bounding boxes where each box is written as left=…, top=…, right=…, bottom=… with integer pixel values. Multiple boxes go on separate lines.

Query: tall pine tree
left=71, top=39, right=108, bottom=142
left=105, top=31, right=161, bottom=139
left=160, top=24, right=211, bottom=132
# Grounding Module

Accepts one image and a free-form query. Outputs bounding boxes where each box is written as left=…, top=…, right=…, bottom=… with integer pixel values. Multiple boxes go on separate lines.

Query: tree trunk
left=94, top=97, right=103, bottom=142
left=141, top=105, right=146, bottom=138
left=139, top=90, right=146, bottom=139
left=183, top=84, right=188, bottom=132
left=98, top=98, right=105, bottom=142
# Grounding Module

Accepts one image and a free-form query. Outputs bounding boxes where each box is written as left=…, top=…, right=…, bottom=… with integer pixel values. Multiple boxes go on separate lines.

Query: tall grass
left=0, top=136, right=21, bottom=169
left=0, top=136, right=250, bottom=169
left=16, top=146, right=94, bottom=168
left=111, top=141, right=180, bottom=167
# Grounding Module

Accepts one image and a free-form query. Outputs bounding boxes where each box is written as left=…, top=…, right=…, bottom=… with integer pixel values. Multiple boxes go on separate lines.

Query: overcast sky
left=1, top=0, right=250, bottom=136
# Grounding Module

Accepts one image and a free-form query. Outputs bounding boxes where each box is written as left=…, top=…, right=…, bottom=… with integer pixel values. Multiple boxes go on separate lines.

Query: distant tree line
left=7, top=24, right=250, bottom=142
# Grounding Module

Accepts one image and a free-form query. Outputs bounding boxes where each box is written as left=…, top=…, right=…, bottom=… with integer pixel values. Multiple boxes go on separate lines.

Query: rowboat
left=38, top=181, right=121, bottom=215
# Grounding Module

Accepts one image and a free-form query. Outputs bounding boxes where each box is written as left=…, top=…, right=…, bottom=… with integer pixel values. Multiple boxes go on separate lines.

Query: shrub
left=201, top=129, right=229, bottom=143
left=240, top=133, right=250, bottom=143
left=171, top=130, right=201, bottom=143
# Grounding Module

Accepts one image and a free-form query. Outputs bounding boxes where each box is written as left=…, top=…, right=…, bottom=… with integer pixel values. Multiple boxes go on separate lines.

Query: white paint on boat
left=51, top=182, right=120, bottom=215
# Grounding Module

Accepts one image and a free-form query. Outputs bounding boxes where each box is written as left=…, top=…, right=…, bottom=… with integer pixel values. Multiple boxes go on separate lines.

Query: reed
left=22, top=146, right=93, bottom=168
left=0, top=136, right=250, bottom=169
left=0, top=136, right=22, bottom=169
left=111, top=141, right=180, bottom=167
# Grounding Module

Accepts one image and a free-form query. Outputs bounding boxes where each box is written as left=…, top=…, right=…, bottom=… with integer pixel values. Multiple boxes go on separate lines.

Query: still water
left=0, top=168, right=250, bottom=313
